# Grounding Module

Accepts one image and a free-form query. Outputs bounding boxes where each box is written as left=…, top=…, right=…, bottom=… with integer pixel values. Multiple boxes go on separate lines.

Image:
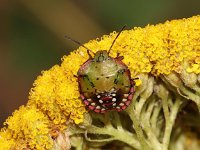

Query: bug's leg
left=87, top=50, right=94, bottom=59
left=133, top=77, right=139, bottom=80
left=74, top=75, right=78, bottom=78
left=131, top=77, right=139, bottom=85
left=115, top=52, right=124, bottom=61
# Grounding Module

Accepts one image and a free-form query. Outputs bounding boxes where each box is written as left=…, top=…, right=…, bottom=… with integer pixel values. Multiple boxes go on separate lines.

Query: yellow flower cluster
left=28, top=65, right=86, bottom=125
left=0, top=106, right=53, bottom=149
left=61, top=15, right=200, bottom=76
left=0, top=15, right=200, bottom=149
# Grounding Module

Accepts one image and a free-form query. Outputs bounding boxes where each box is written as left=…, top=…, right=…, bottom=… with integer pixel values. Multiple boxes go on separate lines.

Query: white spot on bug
left=112, top=98, right=116, bottom=102
left=119, top=103, right=124, bottom=106
left=101, top=108, right=105, bottom=111
left=111, top=88, right=115, bottom=92
left=97, top=95, right=101, bottom=98
left=112, top=93, right=116, bottom=96
left=113, top=103, right=116, bottom=106
left=96, top=106, right=100, bottom=109
left=124, top=94, right=129, bottom=97
left=87, top=98, right=92, bottom=101
left=99, top=100, right=103, bottom=103
left=116, top=106, right=120, bottom=109
left=91, top=103, right=95, bottom=106
left=96, top=90, right=101, bottom=93
left=122, top=98, right=127, bottom=102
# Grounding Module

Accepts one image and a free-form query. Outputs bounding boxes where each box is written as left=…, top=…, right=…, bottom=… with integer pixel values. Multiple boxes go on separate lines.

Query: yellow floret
left=0, top=106, right=53, bottom=149
left=28, top=65, right=86, bottom=125
left=62, top=15, right=200, bottom=77
left=0, top=130, right=15, bottom=150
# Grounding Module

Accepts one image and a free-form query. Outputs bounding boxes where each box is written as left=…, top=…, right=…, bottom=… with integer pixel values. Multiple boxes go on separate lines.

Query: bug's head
left=89, top=25, right=126, bottom=61
left=93, top=50, right=109, bottom=62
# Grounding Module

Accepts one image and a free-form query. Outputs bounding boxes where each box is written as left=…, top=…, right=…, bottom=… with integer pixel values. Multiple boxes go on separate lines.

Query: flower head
left=28, top=65, right=86, bottom=125
left=27, top=15, right=200, bottom=127
left=62, top=16, right=200, bottom=76
left=0, top=106, right=53, bottom=149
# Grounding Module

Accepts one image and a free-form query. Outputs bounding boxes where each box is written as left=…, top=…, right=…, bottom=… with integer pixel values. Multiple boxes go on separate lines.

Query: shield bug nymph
left=66, top=26, right=137, bottom=113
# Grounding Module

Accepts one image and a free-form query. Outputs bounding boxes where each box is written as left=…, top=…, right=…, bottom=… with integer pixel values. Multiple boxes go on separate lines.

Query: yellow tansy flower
left=0, top=106, right=53, bottom=149
left=28, top=65, right=86, bottom=125
left=61, top=16, right=200, bottom=77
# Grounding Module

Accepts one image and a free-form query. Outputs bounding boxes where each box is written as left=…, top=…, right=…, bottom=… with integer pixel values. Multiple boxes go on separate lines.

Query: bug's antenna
left=108, top=25, right=126, bottom=54
left=64, top=35, right=94, bottom=58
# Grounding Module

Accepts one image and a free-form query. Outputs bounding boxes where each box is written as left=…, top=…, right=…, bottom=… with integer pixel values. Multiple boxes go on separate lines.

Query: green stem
left=112, top=112, right=123, bottom=130
left=150, top=104, right=162, bottom=133
left=86, top=125, right=141, bottom=149
left=76, top=139, right=83, bottom=150
left=135, top=77, right=154, bottom=115
left=179, top=85, right=200, bottom=109
left=162, top=97, right=183, bottom=150
left=163, top=75, right=200, bottom=109
left=141, top=97, right=162, bottom=150
left=104, top=113, right=113, bottom=128
left=128, top=109, right=149, bottom=150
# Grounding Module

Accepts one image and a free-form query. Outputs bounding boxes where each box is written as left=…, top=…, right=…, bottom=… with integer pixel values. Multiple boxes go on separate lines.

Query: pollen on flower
left=28, top=65, right=86, bottom=125
left=0, top=130, right=15, bottom=150
left=186, top=64, right=200, bottom=74
left=61, top=15, right=200, bottom=77
left=135, top=79, right=142, bottom=86
left=0, top=106, right=53, bottom=149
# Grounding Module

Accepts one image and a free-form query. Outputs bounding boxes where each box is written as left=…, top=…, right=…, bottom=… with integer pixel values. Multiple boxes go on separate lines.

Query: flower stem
left=162, top=97, right=183, bottom=150
left=86, top=125, right=141, bottom=149
left=128, top=109, right=150, bottom=150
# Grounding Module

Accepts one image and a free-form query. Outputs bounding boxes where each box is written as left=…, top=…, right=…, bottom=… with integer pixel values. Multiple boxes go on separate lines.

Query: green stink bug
left=66, top=26, right=136, bottom=113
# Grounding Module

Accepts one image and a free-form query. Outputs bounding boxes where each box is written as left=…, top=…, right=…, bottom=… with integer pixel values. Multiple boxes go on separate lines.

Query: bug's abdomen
left=79, top=78, right=135, bottom=113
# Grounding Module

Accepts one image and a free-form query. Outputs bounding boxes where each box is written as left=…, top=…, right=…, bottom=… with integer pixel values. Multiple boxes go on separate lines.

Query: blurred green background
left=0, top=0, right=200, bottom=126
